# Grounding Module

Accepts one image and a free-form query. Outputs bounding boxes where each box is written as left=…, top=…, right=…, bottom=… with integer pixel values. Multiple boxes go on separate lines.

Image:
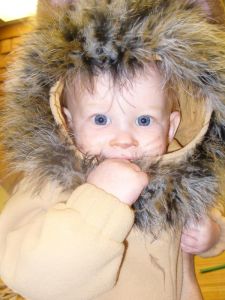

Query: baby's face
left=65, top=70, right=180, bottom=160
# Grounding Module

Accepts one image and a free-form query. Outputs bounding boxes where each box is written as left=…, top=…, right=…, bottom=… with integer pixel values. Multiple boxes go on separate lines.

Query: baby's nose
left=110, top=132, right=138, bottom=149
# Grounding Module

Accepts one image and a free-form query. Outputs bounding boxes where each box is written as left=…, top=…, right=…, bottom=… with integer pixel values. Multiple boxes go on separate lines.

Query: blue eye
left=136, top=115, right=151, bottom=126
left=93, top=114, right=110, bottom=126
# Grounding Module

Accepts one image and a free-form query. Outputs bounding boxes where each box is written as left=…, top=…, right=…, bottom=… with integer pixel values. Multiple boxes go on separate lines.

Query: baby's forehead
left=66, top=68, right=166, bottom=108
left=64, top=77, right=175, bottom=122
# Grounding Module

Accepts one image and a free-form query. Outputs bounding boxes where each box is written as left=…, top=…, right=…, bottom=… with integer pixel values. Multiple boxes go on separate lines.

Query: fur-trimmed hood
left=1, top=0, right=225, bottom=233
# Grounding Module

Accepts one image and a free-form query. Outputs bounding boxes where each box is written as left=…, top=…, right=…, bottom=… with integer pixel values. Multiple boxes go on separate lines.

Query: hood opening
left=49, top=78, right=212, bottom=165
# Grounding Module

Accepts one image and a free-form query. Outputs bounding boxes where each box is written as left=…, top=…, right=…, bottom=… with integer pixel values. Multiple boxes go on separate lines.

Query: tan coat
left=0, top=181, right=225, bottom=300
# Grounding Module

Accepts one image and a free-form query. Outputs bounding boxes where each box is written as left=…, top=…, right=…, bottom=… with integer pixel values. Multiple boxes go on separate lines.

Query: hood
left=1, top=0, right=225, bottom=232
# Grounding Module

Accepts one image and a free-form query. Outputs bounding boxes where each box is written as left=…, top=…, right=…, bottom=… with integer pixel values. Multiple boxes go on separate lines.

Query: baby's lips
left=105, top=154, right=138, bottom=161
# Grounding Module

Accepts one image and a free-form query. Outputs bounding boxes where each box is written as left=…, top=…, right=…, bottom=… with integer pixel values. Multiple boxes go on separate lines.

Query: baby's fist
left=181, top=215, right=221, bottom=254
left=87, top=159, right=148, bottom=206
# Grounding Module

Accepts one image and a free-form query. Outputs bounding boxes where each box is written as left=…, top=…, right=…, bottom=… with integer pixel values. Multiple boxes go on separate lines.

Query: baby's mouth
left=120, top=157, right=134, bottom=161
left=102, top=154, right=138, bottom=161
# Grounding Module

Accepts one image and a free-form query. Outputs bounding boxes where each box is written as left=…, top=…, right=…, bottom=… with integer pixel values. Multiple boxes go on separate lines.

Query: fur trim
left=1, top=0, right=225, bottom=231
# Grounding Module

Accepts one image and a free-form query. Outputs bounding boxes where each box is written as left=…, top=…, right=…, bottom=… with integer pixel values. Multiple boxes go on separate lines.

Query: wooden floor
left=195, top=251, right=225, bottom=300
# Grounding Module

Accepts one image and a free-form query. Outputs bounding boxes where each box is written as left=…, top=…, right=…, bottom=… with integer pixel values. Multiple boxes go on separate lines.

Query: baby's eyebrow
left=140, top=105, right=164, bottom=112
left=81, top=103, right=111, bottom=115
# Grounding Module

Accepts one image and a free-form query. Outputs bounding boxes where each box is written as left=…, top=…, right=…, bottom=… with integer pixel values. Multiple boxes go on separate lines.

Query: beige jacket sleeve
left=199, top=206, right=225, bottom=258
left=0, top=181, right=134, bottom=300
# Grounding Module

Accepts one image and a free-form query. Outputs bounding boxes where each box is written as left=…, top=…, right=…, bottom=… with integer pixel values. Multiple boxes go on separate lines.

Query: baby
left=63, top=67, right=220, bottom=253
left=63, top=67, right=180, bottom=204
left=1, top=1, right=225, bottom=299
left=56, top=66, right=221, bottom=300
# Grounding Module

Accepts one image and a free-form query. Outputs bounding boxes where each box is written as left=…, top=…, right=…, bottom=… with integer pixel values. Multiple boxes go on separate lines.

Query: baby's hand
left=87, top=159, right=148, bottom=206
left=181, top=215, right=221, bottom=254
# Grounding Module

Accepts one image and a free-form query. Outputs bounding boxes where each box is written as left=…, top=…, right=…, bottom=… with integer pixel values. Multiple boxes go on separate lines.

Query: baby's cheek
left=76, top=135, right=101, bottom=156
left=73, top=131, right=89, bottom=152
left=141, top=132, right=168, bottom=155
left=153, top=131, right=169, bottom=154
left=157, top=138, right=168, bottom=154
left=77, top=140, right=91, bottom=153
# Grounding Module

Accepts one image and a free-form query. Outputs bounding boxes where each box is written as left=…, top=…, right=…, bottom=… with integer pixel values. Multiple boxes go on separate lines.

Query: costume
left=0, top=0, right=225, bottom=299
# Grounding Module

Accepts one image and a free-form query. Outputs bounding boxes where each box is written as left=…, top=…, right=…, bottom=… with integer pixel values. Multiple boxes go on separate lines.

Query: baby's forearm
left=0, top=182, right=134, bottom=300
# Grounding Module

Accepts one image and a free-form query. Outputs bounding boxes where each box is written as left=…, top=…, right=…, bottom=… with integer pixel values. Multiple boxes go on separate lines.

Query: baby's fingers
left=181, top=244, right=199, bottom=254
left=182, top=227, right=200, bottom=236
left=181, top=233, right=198, bottom=248
left=181, top=234, right=200, bottom=254
left=181, top=233, right=209, bottom=254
